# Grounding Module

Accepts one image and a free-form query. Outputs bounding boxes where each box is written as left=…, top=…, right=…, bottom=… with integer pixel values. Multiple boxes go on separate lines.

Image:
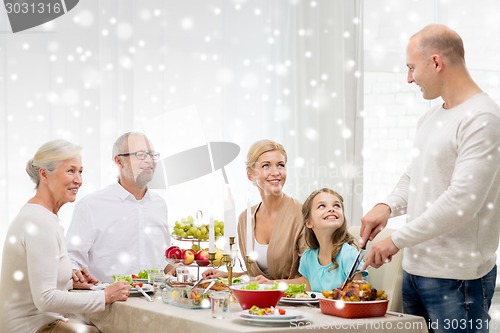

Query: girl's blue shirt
left=298, top=243, right=367, bottom=292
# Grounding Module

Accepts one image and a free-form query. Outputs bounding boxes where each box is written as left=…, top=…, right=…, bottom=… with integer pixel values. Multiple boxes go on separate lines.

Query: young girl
left=256, top=188, right=366, bottom=292
left=296, top=188, right=366, bottom=292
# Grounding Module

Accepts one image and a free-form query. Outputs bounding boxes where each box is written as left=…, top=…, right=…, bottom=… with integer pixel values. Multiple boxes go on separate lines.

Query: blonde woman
left=203, top=139, right=306, bottom=280
left=0, top=139, right=130, bottom=333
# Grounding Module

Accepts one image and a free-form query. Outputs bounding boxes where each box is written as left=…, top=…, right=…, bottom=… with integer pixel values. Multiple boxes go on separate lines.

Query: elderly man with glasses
left=66, top=132, right=171, bottom=282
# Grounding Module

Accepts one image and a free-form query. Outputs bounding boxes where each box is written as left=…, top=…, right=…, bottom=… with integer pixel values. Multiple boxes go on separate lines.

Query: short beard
left=135, top=171, right=154, bottom=187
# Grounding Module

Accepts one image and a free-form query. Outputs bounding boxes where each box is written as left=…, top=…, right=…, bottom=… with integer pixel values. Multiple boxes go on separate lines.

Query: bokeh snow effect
left=1, top=0, right=500, bottom=327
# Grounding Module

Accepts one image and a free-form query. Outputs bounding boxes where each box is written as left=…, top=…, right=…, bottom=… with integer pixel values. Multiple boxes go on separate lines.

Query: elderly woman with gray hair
left=0, top=139, right=130, bottom=333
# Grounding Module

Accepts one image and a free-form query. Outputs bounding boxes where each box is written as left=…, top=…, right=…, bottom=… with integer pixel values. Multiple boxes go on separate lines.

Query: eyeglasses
left=117, top=151, right=160, bottom=160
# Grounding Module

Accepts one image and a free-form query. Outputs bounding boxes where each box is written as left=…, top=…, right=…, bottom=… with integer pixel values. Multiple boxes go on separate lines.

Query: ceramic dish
left=233, top=310, right=312, bottom=325
left=239, top=308, right=302, bottom=320
left=319, top=298, right=389, bottom=318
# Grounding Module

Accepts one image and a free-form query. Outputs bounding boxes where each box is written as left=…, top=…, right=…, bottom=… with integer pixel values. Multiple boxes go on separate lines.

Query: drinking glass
left=176, top=266, right=191, bottom=283
left=148, top=271, right=166, bottom=297
left=210, top=291, right=230, bottom=319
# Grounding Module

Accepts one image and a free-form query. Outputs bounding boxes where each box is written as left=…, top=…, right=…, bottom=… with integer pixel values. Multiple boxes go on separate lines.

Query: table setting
left=82, top=276, right=428, bottom=333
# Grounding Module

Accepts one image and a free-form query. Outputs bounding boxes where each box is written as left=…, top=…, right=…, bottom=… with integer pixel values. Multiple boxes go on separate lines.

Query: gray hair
left=26, top=139, right=82, bottom=188
left=112, top=131, right=151, bottom=159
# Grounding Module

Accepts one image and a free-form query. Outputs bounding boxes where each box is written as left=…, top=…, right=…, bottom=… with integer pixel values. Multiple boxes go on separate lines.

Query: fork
left=135, top=285, right=154, bottom=302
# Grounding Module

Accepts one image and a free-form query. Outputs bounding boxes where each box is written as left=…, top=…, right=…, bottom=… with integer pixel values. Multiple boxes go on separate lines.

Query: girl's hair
left=245, top=139, right=287, bottom=172
left=26, top=139, right=82, bottom=189
left=302, top=188, right=358, bottom=270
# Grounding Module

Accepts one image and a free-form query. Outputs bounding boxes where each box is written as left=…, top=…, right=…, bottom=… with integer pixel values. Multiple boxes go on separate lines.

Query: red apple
left=195, top=249, right=210, bottom=266
left=165, top=245, right=182, bottom=263
left=181, top=249, right=196, bottom=265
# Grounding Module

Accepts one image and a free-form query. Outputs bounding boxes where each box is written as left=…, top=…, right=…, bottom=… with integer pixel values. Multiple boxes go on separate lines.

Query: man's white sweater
left=385, top=93, right=500, bottom=280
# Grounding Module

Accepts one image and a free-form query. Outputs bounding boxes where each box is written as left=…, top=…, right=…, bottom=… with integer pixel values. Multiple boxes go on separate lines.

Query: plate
left=133, top=278, right=149, bottom=284
left=279, top=292, right=321, bottom=304
left=240, top=308, right=302, bottom=320
left=131, top=284, right=153, bottom=294
left=90, top=283, right=154, bottom=294
left=233, top=310, right=312, bottom=325
left=90, top=283, right=110, bottom=291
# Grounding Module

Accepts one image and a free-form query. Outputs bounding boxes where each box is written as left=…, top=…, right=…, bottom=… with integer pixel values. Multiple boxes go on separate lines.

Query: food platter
left=233, top=310, right=312, bottom=325
left=279, top=292, right=321, bottom=304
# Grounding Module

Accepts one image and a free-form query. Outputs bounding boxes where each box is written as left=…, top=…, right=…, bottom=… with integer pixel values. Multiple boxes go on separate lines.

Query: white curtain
left=0, top=0, right=363, bottom=261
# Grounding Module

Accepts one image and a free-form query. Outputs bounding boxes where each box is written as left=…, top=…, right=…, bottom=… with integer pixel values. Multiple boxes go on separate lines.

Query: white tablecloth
left=85, top=293, right=428, bottom=333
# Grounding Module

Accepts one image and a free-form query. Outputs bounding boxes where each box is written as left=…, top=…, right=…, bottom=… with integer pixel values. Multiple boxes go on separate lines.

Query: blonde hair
left=245, top=139, right=287, bottom=172
left=26, top=139, right=82, bottom=189
left=302, top=188, right=357, bottom=270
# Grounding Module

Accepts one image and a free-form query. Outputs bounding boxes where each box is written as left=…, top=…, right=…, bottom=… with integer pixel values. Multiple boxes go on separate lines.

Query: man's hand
left=359, top=203, right=391, bottom=248
left=361, top=237, right=400, bottom=270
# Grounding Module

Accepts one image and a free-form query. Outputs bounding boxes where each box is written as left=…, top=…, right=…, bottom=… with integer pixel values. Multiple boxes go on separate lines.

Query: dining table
left=83, top=291, right=429, bottom=333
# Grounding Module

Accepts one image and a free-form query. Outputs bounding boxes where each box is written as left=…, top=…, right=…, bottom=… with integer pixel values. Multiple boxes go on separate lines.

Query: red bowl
left=319, top=298, right=389, bottom=318
left=230, top=284, right=284, bottom=310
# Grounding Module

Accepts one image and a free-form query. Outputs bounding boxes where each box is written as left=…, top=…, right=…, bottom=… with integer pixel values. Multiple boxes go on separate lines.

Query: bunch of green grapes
left=172, top=215, right=224, bottom=240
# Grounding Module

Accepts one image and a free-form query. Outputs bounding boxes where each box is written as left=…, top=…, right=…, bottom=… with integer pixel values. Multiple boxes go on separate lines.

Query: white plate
left=240, top=308, right=302, bottom=320
left=279, top=292, right=321, bottom=304
left=90, top=283, right=153, bottom=294
left=131, top=284, right=153, bottom=294
left=233, top=310, right=312, bottom=325
left=90, top=283, right=110, bottom=291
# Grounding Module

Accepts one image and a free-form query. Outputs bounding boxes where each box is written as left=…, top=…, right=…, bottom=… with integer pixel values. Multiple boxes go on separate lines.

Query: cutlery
left=339, top=242, right=367, bottom=290
left=135, top=285, right=153, bottom=302
left=191, top=278, right=207, bottom=290
left=201, top=280, right=216, bottom=295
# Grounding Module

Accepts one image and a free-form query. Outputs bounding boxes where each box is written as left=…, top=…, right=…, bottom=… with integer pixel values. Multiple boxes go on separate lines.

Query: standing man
left=66, top=132, right=171, bottom=282
left=360, top=24, right=500, bottom=332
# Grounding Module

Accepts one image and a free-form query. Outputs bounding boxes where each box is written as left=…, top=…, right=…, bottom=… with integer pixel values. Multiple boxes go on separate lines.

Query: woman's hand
left=202, top=268, right=227, bottom=279
left=104, top=281, right=130, bottom=304
left=72, top=267, right=99, bottom=289
left=253, top=275, right=272, bottom=284
left=164, top=264, right=177, bottom=276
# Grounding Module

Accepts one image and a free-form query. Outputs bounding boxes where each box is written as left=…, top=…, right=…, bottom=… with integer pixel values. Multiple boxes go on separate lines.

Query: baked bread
left=198, top=281, right=229, bottom=291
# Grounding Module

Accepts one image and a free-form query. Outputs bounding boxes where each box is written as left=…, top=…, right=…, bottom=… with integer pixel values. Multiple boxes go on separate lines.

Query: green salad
left=241, top=281, right=280, bottom=290
left=283, top=283, right=306, bottom=297
left=216, top=277, right=242, bottom=284
left=112, top=275, right=133, bottom=285
left=136, top=268, right=159, bottom=279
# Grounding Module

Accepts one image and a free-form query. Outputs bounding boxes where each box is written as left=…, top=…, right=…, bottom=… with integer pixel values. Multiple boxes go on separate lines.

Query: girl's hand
left=104, top=281, right=130, bottom=304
